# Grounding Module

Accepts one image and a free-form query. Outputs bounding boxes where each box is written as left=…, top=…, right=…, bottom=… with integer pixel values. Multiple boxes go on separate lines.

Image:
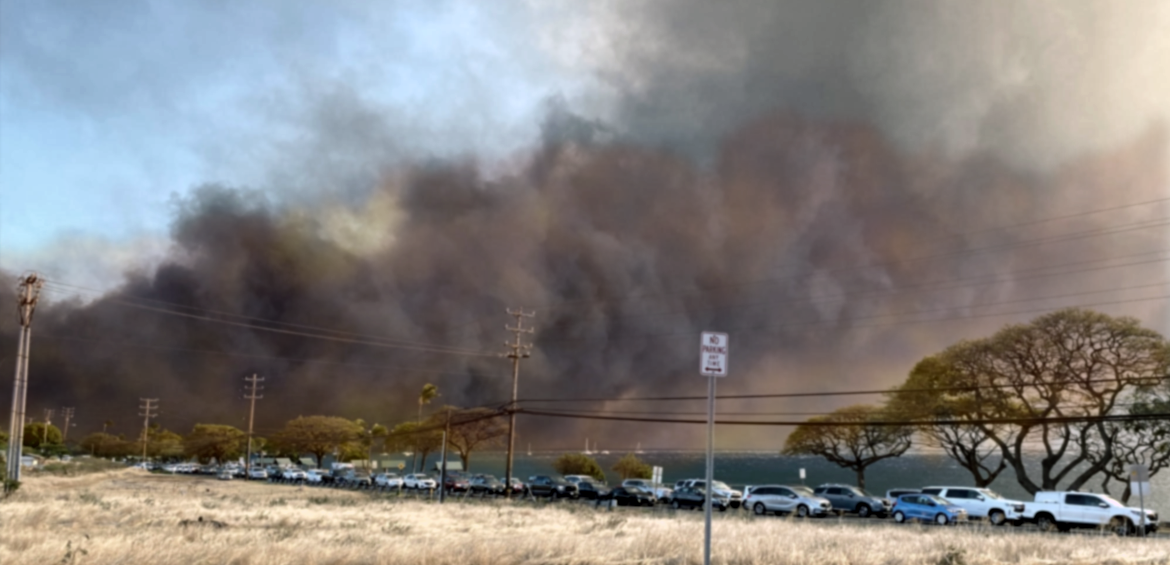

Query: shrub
left=553, top=453, right=606, bottom=482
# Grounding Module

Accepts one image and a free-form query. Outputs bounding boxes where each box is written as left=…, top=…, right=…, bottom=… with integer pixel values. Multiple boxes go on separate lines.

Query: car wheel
left=934, top=513, right=949, bottom=526
left=797, top=504, right=810, bottom=518
left=893, top=511, right=906, bottom=524
left=671, top=500, right=681, bottom=510
left=1109, top=516, right=1135, bottom=537
left=753, top=502, right=768, bottom=516
left=856, top=504, right=872, bottom=518
left=1035, top=513, right=1058, bottom=533
left=989, top=510, right=1007, bottom=526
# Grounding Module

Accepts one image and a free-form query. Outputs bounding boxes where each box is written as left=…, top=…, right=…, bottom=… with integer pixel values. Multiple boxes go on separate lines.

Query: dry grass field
left=2, top=469, right=1169, bottom=565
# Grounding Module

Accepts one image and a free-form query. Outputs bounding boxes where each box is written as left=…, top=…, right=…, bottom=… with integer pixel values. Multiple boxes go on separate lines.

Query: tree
left=80, top=432, right=131, bottom=458
left=612, top=453, right=652, bottom=480
left=782, top=405, right=912, bottom=490
left=887, top=355, right=1007, bottom=487
left=0, top=430, right=7, bottom=446
left=270, top=416, right=362, bottom=467
left=908, top=309, right=1170, bottom=495
left=23, top=422, right=62, bottom=449
left=386, top=421, right=442, bottom=470
left=414, top=383, right=439, bottom=472
left=183, top=424, right=246, bottom=464
left=554, top=453, right=606, bottom=482
left=434, top=406, right=507, bottom=472
left=1089, top=389, right=1170, bottom=503
left=142, top=427, right=184, bottom=460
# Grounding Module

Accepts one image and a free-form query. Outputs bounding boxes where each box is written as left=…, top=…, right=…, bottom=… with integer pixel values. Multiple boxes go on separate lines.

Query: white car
left=1022, top=491, right=1159, bottom=535
left=920, top=486, right=1026, bottom=526
left=281, top=468, right=307, bottom=481
left=375, top=472, right=404, bottom=488
left=744, top=484, right=832, bottom=518
left=305, top=469, right=328, bottom=484
left=404, top=473, right=437, bottom=490
left=248, top=467, right=269, bottom=480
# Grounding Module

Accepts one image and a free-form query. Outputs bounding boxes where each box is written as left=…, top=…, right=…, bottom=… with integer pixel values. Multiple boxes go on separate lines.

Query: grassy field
left=2, top=469, right=1169, bottom=565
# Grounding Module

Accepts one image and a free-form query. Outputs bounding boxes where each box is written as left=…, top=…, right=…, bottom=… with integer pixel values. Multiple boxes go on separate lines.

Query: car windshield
left=850, top=488, right=873, bottom=497
left=923, top=494, right=951, bottom=505
left=1098, top=495, right=1125, bottom=507
left=712, top=481, right=731, bottom=490
left=791, top=486, right=815, bottom=497
left=978, top=489, right=1003, bottom=499
left=416, top=474, right=430, bottom=479
left=626, top=486, right=649, bottom=495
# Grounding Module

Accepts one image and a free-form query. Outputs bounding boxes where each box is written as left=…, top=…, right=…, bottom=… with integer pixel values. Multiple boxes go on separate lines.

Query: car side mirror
left=847, top=493, right=854, bottom=498
left=789, top=494, right=797, bottom=499
left=1098, top=502, right=1108, bottom=508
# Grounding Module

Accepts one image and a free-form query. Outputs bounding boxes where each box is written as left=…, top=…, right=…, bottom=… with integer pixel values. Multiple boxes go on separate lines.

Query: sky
left=1, top=1, right=1169, bottom=448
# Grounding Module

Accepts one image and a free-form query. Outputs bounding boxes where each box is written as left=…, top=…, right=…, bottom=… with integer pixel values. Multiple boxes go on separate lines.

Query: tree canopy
left=183, top=424, right=246, bottom=464
left=782, top=404, right=912, bottom=490
left=431, top=406, right=507, bottom=471
left=23, top=422, right=62, bottom=449
left=612, top=453, right=652, bottom=480
left=553, top=453, right=606, bottom=482
left=270, top=416, right=362, bottom=466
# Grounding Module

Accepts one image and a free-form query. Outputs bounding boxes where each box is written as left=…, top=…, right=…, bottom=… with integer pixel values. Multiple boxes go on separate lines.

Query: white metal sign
left=700, top=332, right=729, bottom=377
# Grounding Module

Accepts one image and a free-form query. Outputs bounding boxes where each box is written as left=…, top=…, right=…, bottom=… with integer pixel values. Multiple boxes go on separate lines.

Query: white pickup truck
left=1021, top=491, right=1158, bottom=535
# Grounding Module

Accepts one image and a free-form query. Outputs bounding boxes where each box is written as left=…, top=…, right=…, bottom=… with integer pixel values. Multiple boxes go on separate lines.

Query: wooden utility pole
left=5, top=273, right=44, bottom=487
left=502, top=308, right=534, bottom=497
left=138, top=398, right=158, bottom=465
left=244, top=374, right=264, bottom=477
left=60, top=407, right=75, bottom=442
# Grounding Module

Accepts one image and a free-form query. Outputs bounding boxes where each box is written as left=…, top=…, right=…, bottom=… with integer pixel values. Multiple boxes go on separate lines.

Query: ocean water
left=420, top=451, right=1170, bottom=511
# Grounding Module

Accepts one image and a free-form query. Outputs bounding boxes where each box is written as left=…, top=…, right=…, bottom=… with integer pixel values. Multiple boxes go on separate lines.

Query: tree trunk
left=856, top=467, right=866, bottom=491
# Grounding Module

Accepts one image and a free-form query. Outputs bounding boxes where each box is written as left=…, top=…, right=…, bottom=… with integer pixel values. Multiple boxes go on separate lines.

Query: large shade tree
left=899, top=308, right=1170, bottom=495
left=183, top=424, right=247, bottom=464
left=431, top=406, right=507, bottom=472
left=271, top=416, right=362, bottom=467
left=386, top=421, right=442, bottom=470
left=782, top=404, right=913, bottom=490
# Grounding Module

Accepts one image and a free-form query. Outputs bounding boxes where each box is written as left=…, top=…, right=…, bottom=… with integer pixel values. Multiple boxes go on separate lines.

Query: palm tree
left=414, top=383, right=439, bottom=472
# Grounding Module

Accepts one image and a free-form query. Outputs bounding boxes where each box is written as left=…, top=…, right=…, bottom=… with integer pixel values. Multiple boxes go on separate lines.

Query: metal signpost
left=1130, top=464, right=1150, bottom=537
left=699, top=331, right=728, bottom=565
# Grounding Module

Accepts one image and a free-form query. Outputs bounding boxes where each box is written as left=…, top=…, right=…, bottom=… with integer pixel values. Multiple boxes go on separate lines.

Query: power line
left=513, top=408, right=1170, bottom=428
left=516, top=374, right=1170, bottom=404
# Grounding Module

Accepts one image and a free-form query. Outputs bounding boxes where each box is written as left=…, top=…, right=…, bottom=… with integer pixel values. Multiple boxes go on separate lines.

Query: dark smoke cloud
left=3, top=1, right=1168, bottom=450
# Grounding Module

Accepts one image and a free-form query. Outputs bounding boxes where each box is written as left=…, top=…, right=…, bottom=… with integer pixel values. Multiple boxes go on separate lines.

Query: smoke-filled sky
left=1, top=0, right=1168, bottom=450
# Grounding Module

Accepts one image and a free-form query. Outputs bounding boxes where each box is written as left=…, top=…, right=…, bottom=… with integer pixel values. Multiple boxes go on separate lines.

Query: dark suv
left=527, top=475, right=579, bottom=499
left=813, top=484, right=891, bottom=518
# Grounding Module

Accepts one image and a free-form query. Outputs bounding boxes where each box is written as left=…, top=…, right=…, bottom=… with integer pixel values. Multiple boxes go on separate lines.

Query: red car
left=442, top=472, right=470, bottom=493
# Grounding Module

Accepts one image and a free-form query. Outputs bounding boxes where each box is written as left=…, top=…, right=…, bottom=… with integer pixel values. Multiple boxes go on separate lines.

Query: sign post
left=1130, top=464, right=1150, bottom=537
left=699, top=331, right=728, bottom=565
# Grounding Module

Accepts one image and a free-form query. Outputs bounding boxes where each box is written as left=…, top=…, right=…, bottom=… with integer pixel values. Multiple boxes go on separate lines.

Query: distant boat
left=527, top=443, right=532, bottom=456
left=635, top=442, right=644, bottom=454
left=583, top=438, right=594, bottom=455
left=596, top=440, right=609, bottom=455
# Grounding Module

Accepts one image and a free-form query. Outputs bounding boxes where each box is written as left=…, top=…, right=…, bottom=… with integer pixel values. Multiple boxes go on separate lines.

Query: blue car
left=891, top=494, right=969, bottom=525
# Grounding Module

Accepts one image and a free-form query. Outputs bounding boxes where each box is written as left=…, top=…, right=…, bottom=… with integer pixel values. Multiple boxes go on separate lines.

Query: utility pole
left=244, top=374, right=264, bottom=477
left=502, top=308, right=534, bottom=497
left=439, top=408, right=451, bottom=504
left=60, top=407, right=75, bottom=443
left=41, top=408, right=54, bottom=447
left=5, top=273, right=44, bottom=487
left=139, top=398, right=158, bottom=466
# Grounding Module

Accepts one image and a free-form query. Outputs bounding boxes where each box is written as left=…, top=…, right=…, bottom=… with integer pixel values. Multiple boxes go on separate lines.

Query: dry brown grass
left=2, top=469, right=1169, bottom=565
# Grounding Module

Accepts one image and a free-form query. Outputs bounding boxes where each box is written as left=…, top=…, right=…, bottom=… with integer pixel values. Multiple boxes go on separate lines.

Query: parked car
left=598, top=486, right=656, bottom=507
left=622, top=478, right=672, bottom=501
left=813, top=484, right=891, bottom=518
left=891, top=494, right=969, bottom=525
left=527, top=475, right=579, bottom=499
left=469, top=474, right=506, bottom=496
left=281, top=467, right=307, bottom=481
left=1021, top=491, right=1159, bottom=535
left=576, top=480, right=611, bottom=500
left=374, top=472, right=404, bottom=489
left=744, top=484, right=832, bottom=518
left=564, top=475, right=595, bottom=485
left=677, top=479, right=743, bottom=509
left=920, top=486, right=1025, bottom=526
left=886, top=488, right=920, bottom=500
left=404, top=473, right=437, bottom=490
left=442, top=472, right=470, bottom=493
left=338, top=469, right=372, bottom=487
left=216, top=469, right=234, bottom=481
left=305, top=469, right=329, bottom=484
left=506, top=477, right=526, bottom=495
left=670, top=486, right=730, bottom=511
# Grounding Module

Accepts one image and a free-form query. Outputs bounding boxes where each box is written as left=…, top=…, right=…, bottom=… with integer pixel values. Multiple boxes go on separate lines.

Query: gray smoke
left=2, top=0, right=1168, bottom=450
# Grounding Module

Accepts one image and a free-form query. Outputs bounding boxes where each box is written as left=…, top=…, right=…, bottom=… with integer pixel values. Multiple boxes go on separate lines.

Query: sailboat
left=583, top=438, right=594, bottom=455
left=527, top=443, right=532, bottom=456
left=598, top=440, right=609, bottom=455
left=635, top=442, right=644, bottom=454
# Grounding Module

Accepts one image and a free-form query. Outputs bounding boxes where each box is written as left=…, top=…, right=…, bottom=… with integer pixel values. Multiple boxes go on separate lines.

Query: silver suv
left=745, top=484, right=832, bottom=518
left=813, top=484, right=892, bottom=518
